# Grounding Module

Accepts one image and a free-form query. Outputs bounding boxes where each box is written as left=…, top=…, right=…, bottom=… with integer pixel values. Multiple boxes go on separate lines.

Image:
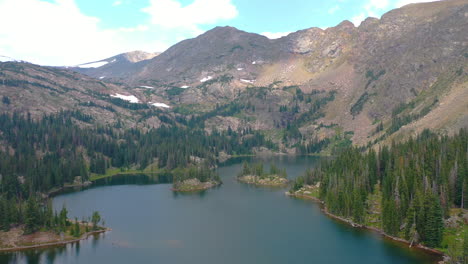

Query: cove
left=0, top=156, right=440, bottom=264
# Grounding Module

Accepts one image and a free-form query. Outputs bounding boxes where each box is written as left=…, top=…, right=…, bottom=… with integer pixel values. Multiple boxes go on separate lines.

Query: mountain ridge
left=0, top=0, right=466, bottom=151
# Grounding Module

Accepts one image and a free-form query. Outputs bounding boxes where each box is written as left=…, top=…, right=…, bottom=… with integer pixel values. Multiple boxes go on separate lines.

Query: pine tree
left=59, top=206, right=68, bottom=229
left=0, top=197, right=8, bottom=231
left=92, top=211, right=101, bottom=230
left=423, top=194, right=443, bottom=248
left=25, top=196, right=40, bottom=234
left=382, top=198, right=400, bottom=236
left=73, top=218, right=80, bottom=237
left=352, top=188, right=365, bottom=224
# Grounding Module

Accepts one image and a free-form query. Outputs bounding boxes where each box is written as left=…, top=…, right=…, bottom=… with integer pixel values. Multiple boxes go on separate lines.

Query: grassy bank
left=90, top=167, right=161, bottom=181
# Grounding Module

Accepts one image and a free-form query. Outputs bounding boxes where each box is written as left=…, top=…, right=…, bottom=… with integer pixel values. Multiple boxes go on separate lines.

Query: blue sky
left=0, top=0, right=435, bottom=65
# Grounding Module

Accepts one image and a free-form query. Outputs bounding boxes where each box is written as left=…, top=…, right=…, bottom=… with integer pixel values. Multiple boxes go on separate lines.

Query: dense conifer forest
left=291, top=129, right=467, bottom=251
left=0, top=111, right=275, bottom=230
left=0, top=109, right=466, bottom=258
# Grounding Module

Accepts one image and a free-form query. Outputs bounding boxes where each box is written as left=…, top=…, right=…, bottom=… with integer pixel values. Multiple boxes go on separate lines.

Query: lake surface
left=0, top=156, right=439, bottom=264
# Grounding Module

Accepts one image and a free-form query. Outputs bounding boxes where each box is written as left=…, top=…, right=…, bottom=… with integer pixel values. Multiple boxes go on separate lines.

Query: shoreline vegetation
left=285, top=185, right=447, bottom=262
left=171, top=165, right=222, bottom=192
left=284, top=129, right=468, bottom=264
left=0, top=225, right=110, bottom=252
left=172, top=179, right=221, bottom=192
left=0, top=209, right=108, bottom=252
left=236, top=162, right=288, bottom=187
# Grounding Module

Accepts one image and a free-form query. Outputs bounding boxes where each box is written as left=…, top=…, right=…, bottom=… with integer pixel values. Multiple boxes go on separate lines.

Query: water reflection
left=0, top=156, right=440, bottom=264
left=93, top=173, right=172, bottom=187
left=0, top=231, right=105, bottom=264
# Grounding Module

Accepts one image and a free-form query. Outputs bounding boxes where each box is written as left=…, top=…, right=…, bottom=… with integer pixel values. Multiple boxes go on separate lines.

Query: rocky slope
left=1, top=0, right=467, bottom=150
left=69, top=51, right=160, bottom=82
left=0, top=61, right=173, bottom=129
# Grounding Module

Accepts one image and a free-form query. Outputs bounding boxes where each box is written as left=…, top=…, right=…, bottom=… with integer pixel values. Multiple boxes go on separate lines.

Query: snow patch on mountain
left=150, top=102, right=170, bottom=108
left=240, top=79, right=255, bottom=84
left=110, top=93, right=139, bottom=103
left=200, top=76, right=213, bottom=83
left=78, top=61, right=109, bottom=68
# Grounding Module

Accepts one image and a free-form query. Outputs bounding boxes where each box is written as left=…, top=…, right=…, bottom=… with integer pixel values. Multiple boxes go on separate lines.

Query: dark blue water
left=0, top=156, right=439, bottom=263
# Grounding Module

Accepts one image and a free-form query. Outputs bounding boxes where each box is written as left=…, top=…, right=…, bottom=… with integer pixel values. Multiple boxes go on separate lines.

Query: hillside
left=0, top=61, right=172, bottom=129
left=1, top=0, right=467, bottom=151
left=69, top=51, right=160, bottom=82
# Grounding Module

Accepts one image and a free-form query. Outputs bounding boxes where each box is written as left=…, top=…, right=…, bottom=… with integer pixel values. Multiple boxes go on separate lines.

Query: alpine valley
left=0, top=0, right=467, bottom=263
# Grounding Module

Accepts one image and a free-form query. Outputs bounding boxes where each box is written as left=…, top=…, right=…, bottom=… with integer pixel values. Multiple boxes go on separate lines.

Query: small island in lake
left=237, top=162, right=288, bottom=187
left=172, top=165, right=222, bottom=192
left=0, top=198, right=107, bottom=251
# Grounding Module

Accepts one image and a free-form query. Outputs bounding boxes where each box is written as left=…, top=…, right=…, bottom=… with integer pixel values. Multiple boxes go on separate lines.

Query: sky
left=0, top=0, right=439, bottom=66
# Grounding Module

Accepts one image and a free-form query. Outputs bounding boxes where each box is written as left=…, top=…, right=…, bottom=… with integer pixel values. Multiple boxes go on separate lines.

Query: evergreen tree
left=424, top=195, right=443, bottom=247
left=25, top=196, right=40, bottom=234
left=91, top=211, right=101, bottom=230
left=73, top=218, right=80, bottom=237
left=59, top=206, right=69, bottom=229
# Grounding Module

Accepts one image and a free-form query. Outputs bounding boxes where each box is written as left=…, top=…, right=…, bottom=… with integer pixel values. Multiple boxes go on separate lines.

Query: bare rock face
left=128, top=26, right=289, bottom=86
left=0, top=61, right=165, bottom=128
left=69, top=51, right=160, bottom=81
left=285, top=27, right=326, bottom=54
left=122, top=51, right=160, bottom=63
left=1, top=0, right=466, bottom=148
left=205, top=116, right=243, bottom=133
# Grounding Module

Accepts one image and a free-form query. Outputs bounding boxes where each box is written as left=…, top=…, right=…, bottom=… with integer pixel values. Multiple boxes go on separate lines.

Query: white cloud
left=142, top=0, right=238, bottom=31
left=350, top=0, right=390, bottom=26
left=328, top=5, right=340, bottom=15
left=261, top=32, right=291, bottom=39
left=0, top=0, right=175, bottom=66
left=351, top=13, right=366, bottom=26
left=112, top=1, right=122, bottom=7
left=0, top=0, right=115, bottom=65
left=367, top=0, right=389, bottom=10
left=395, top=0, right=440, bottom=8
left=351, top=0, right=441, bottom=26
left=118, top=25, right=149, bottom=33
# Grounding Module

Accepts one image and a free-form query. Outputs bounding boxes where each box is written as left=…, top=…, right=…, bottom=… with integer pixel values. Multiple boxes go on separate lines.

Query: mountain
left=103, top=0, right=465, bottom=147
left=0, top=61, right=173, bottom=129
left=129, top=26, right=289, bottom=85
left=69, top=50, right=160, bottom=81
left=2, top=0, right=467, bottom=151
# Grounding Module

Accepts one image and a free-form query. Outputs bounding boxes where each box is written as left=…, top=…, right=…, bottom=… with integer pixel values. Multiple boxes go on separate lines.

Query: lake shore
left=0, top=226, right=110, bottom=252
left=285, top=190, right=446, bottom=263
left=172, top=179, right=221, bottom=192
left=237, top=175, right=289, bottom=187
left=47, top=181, right=93, bottom=197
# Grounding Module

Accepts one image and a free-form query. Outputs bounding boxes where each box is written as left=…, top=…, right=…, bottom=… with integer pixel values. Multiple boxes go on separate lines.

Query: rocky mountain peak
left=334, top=20, right=355, bottom=31
left=121, top=51, right=160, bottom=63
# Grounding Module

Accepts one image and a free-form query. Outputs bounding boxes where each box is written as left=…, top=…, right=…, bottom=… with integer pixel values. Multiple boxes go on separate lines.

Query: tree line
left=292, top=129, right=467, bottom=249
left=0, top=194, right=102, bottom=236
left=0, top=110, right=277, bottom=230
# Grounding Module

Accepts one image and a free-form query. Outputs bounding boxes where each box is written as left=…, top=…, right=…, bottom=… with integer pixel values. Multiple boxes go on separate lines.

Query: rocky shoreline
left=46, top=176, right=92, bottom=197
left=285, top=190, right=447, bottom=263
left=172, top=178, right=221, bottom=192
left=0, top=227, right=110, bottom=252
left=237, top=175, right=289, bottom=187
